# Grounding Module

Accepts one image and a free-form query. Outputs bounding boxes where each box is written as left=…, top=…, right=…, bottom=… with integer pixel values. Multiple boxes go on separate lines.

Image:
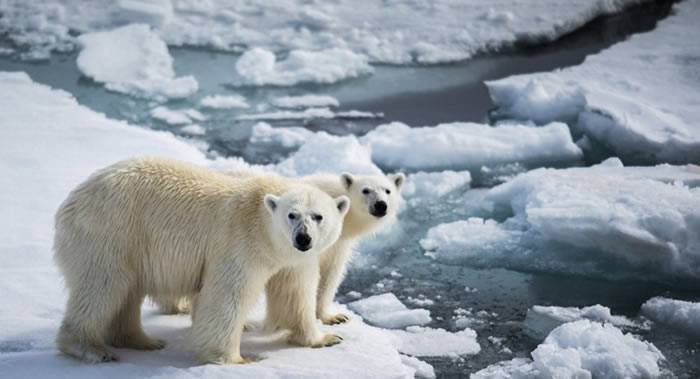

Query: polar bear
left=153, top=172, right=404, bottom=330
left=266, top=172, right=404, bottom=329
left=54, top=158, right=349, bottom=364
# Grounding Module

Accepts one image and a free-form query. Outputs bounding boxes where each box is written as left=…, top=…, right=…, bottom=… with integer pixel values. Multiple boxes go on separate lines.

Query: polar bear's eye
left=385, top=189, right=391, bottom=194
left=362, top=188, right=370, bottom=195
left=312, top=214, right=323, bottom=223
left=288, top=213, right=296, bottom=220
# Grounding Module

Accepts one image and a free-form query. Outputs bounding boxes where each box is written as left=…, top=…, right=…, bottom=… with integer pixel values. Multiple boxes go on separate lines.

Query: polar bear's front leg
left=316, top=241, right=354, bottom=325
left=191, top=263, right=267, bottom=364
left=268, top=263, right=342, bottom=348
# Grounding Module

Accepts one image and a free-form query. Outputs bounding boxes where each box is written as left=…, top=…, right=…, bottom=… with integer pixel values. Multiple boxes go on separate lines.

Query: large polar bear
left=54, top=158, right=350, bottom=364
left=154, top=172, right=405, bottom=329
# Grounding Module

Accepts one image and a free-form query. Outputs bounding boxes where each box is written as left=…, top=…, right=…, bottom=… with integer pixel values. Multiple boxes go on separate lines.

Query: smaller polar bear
left=266, top=172, right=404, bottom=330
left=153, top=172, right=405, bottom=330
left=54, top=158, right=349, bottom=364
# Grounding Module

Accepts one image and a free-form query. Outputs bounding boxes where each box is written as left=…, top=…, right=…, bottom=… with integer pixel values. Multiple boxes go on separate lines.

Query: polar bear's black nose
left=371, top=201, right=387, bottom=217
left=294, top=232, right=312, bottom=251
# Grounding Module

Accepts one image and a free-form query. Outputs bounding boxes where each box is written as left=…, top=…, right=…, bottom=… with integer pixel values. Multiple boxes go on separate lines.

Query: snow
left=487, top=1, right=700, bottom=164
left=272, top=95, right=339, bottom=109
left=0, top=0, right=646, bottom=64
left=641, top=297, right=700, bottom=337
left=472, top=320, right=664, bottom=379
left=0, top=71, right=424, bottom=378
left=200, top=94, right=250, bottom=109
left=389, top=326, right=480, bottom=357
left=422, top=160, right=700, bottom=281
left=76, top=24, right=198, bottom=100
left=234, top=47, right=372, bottom=86
left=150, top=106, right=205, bottom=125
left=347, top=293, right=431, bottom=329
left=524, top=304, right=639, bottom=339
left=360, top=121, right=582, bottom=172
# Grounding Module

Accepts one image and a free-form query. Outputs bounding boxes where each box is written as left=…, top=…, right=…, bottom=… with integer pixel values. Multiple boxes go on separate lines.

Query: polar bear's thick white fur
left=54, top=158, right=349, bottom=364
left=154, top=172, right=404, bottom=329
left=266, top=172, right=405, bottom=329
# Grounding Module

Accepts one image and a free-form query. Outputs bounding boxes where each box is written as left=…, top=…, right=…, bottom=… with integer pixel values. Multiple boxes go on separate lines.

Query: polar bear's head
left=264, top=186, right=350, bottom=256
left=340, top=172, right=405, bottom=226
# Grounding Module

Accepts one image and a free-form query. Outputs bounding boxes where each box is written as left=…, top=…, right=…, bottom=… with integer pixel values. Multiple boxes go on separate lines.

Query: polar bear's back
left=53, top=158, right=286, bottom=294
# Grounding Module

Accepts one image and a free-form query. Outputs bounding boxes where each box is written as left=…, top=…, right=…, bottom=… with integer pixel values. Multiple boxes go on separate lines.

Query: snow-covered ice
left=641, top=297, right=700, bottom=337
left=524, top=304, right=639, bottom=339
left=272, top=95, right=340, bottom=109
left=199, top=94, right=250, bottom=109
left=388, top=326, right=480, bottom=357
left=347, top=293, right=431, bottom=329
left=0, top=71, right=428, bottom=378
left=237, top=108, right=381, bottom=121
left=0, top=0, right=647, bottom=64
left=421, top=159, right=700, bottom=281
left=487, top=1, right=700, bottom=164
left=360, top=122, right=582, bottom=172
left=472, top=320, right=664, bottom=379
left=76, top=24, right=198, bottom=100
left=234, top=47, right=372, bottom=86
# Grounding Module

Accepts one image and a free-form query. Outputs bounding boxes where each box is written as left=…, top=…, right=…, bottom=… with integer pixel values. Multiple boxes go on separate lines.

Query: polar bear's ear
left=340, top=173, right=354, bottom=190
left=335, top=195, right=350, bottom=216
left=264, top=194, right=279, bottom=214
left=390, top=173, right=405, bottom=190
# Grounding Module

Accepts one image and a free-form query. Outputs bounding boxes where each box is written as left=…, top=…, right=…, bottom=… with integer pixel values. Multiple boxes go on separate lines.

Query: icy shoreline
left=1, top=0, right=647, bottom=63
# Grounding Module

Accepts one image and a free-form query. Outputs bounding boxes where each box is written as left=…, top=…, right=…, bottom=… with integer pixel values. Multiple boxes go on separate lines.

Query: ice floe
left=389, top=326, right=480, bottom=357
left=234, top=47, right=373, bottom=86
left=200, top=94, right=250, bottom=109
left=524, top=304, right=640, bottom=339
left=360, top=122, right=582, bottom=172
left=422, top=159, right=700, bottom=282
left=347, top=293, right=431, bottom=329
left=487, top=1, right=700, bottom=164
left=150, top=106, right=205, bottom=125
left=76, top=24, right=198, bottom=100
left=272, top=95, right=340, bottom=109
left=472, top=320, right=665, bottom=379
left=641, top=297, right=700, bottom=337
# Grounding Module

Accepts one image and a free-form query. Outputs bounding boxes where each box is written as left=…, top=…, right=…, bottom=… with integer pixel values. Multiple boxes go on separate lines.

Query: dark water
left=2, top=0, right=697, bottom=377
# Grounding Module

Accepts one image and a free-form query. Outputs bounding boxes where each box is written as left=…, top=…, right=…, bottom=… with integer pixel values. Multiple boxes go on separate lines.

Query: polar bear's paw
left=111, top=333, right=166, bottom=350
left=311, top=334, right=343, bottom=348
left=321, top=313, right=350, bottom=325
left=199, top=352, right=256, bottom=365
left=61, top=342, right=118, bottom=363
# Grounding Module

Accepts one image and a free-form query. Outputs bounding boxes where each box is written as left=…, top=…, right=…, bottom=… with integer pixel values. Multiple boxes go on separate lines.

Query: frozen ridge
left=472, top=320, right=664, bottom=379
left=0, top=71, right=436, bottom=378
left=421, top=158, right=700, bottom=282
left=76, top=24, right=198, bottom=100
left=1, top=0, right=645, bottom=63
left=487, top=1, right=700, bottom=164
